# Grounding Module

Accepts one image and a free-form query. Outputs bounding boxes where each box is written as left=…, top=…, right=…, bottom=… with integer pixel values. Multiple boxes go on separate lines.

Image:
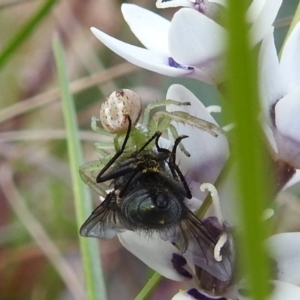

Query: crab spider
left=79, top=89, right=223, bottom=196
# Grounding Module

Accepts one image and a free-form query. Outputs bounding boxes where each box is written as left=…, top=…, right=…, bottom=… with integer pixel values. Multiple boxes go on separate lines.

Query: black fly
left=80, top=115, right=234, bottom=287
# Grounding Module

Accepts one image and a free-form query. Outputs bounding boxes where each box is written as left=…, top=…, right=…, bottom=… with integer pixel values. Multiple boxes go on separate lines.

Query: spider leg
left=152, top=111, right=224, bottom=137
left=93, top=143, right=113, bottom=156
left=79, top=160, right=109, bottom=198
left=168, top=123, right=191, bottom=157
left=142, top=99, right=190, bottom=129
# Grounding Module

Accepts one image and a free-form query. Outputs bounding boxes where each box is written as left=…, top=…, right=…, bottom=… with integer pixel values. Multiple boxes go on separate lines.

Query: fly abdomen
left=121, top=186, right=184, bottom=230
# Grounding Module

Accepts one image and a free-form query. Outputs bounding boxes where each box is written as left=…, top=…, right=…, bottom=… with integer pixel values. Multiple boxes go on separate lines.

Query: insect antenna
left=96, top=115, right=132, bottom=183
left=167, top=135, right=192, bottom=199
left=154, top=133, right=169, bottom=154
left=118, top=171, right=143, bottom=198
left=154, top=133, right=181, bottom=182
left=170, top=135, right=188, bottom=165
left=136, top=131, right=162, bottom=154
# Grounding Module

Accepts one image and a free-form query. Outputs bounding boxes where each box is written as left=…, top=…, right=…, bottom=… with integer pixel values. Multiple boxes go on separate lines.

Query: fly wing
left=80, top=191, right=126, bottom=239
left=160, top=211, right=234, bottom=282
left=184, top=213, right=234, bottom=282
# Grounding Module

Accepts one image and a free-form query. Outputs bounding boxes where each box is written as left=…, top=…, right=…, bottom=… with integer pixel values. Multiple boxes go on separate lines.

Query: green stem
left=226, top=0, right=271, bottom=299
left=0, top=0, right=57, bottom=69
left=53, top=36, right=107, bottom=300
left=134, top=272, right=162, bottom=300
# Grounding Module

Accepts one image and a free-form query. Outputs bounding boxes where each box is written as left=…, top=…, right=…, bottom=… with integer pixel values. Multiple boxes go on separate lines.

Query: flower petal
left=247, top=0, right=266, bottom=23
left=169, top=8, right=226, bottom=83
left=91, top=27, right=194, bottom=78
left=189, top=67, right=218, bottom=84
left=166, top=84, right=229, bottom=200
left=209, top=0, right=226, bottom=6
left=283, top=169, right=300, bottom=190
left=280, top=22, right=300, bottom=92
left=121, top=4, right=170, bottom=54
left=216, top=164, right=240, bottom=226
left=249, top=0, right=282, bottom=46
left=156, top=0, right=194, bottom=9
left=274, top=86, right=300, bottom=168
left=268, top=281, right=300, bottom=300
left=263, top=119, right=278, bottom=153
left=118, top=231, right=193, bottom=281
left=185, top=196, right=203, bottom=212
left=258, top=28, right=286, bottom=112
left=267, top=233, right=300, bottom=285
left=230, top=280, right=300, bottom=300
left=172, top=288, right=228, bottom=300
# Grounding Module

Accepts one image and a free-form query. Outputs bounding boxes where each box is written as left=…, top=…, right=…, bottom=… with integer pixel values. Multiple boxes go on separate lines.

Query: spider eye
left=123, top=191, right=182, bottom=228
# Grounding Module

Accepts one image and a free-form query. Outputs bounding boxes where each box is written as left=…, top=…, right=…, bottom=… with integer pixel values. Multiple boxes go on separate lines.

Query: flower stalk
left=226, top=0, right=271, bottom=299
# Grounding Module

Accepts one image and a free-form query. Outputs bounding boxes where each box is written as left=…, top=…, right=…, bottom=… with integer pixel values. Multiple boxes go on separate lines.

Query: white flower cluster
left=87, top=0, right=300, bottom=299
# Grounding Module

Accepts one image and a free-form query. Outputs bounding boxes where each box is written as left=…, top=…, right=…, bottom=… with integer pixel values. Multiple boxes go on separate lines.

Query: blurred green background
left=0, top=0, right=299, bottom=299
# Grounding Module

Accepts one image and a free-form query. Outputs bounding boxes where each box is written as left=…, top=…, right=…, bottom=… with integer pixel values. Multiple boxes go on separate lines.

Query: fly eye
left=155, top=195, right=169, bottom=209
left=123, top=193, right=183, bottom=228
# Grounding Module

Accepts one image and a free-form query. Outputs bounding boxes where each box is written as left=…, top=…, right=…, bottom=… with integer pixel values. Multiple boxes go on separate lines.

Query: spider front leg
left=141, top=100, right=191, bottom=131
left=79, top=159, right=111, bottom=198
left=152, top=111, right=225, bottom=137
left=149, top=111, right=191, bottom=157
left=168, top=123, right=191, bottom=157
left=142, top=100, right=192, bottom=156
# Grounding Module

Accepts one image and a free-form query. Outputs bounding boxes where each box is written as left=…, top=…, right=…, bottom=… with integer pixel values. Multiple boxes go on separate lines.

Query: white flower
left=258, top=23, right=300, bottom=177
left=171, top=233, right=300, bottom=300
left=91, top=1, right=281, bottom=85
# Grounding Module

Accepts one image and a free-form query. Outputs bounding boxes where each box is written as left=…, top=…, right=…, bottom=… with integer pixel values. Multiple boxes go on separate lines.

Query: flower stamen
left=214, top=232, right=227, bottom=262
left=200, top=183, right=223, bottom=224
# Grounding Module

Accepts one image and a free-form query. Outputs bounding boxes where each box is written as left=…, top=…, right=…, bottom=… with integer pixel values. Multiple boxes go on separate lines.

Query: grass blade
left=134, top=272, right=162, bottom=300
left=0, top=0, right=57, bottom=69
left=53, top=35, right=107, bottom=300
